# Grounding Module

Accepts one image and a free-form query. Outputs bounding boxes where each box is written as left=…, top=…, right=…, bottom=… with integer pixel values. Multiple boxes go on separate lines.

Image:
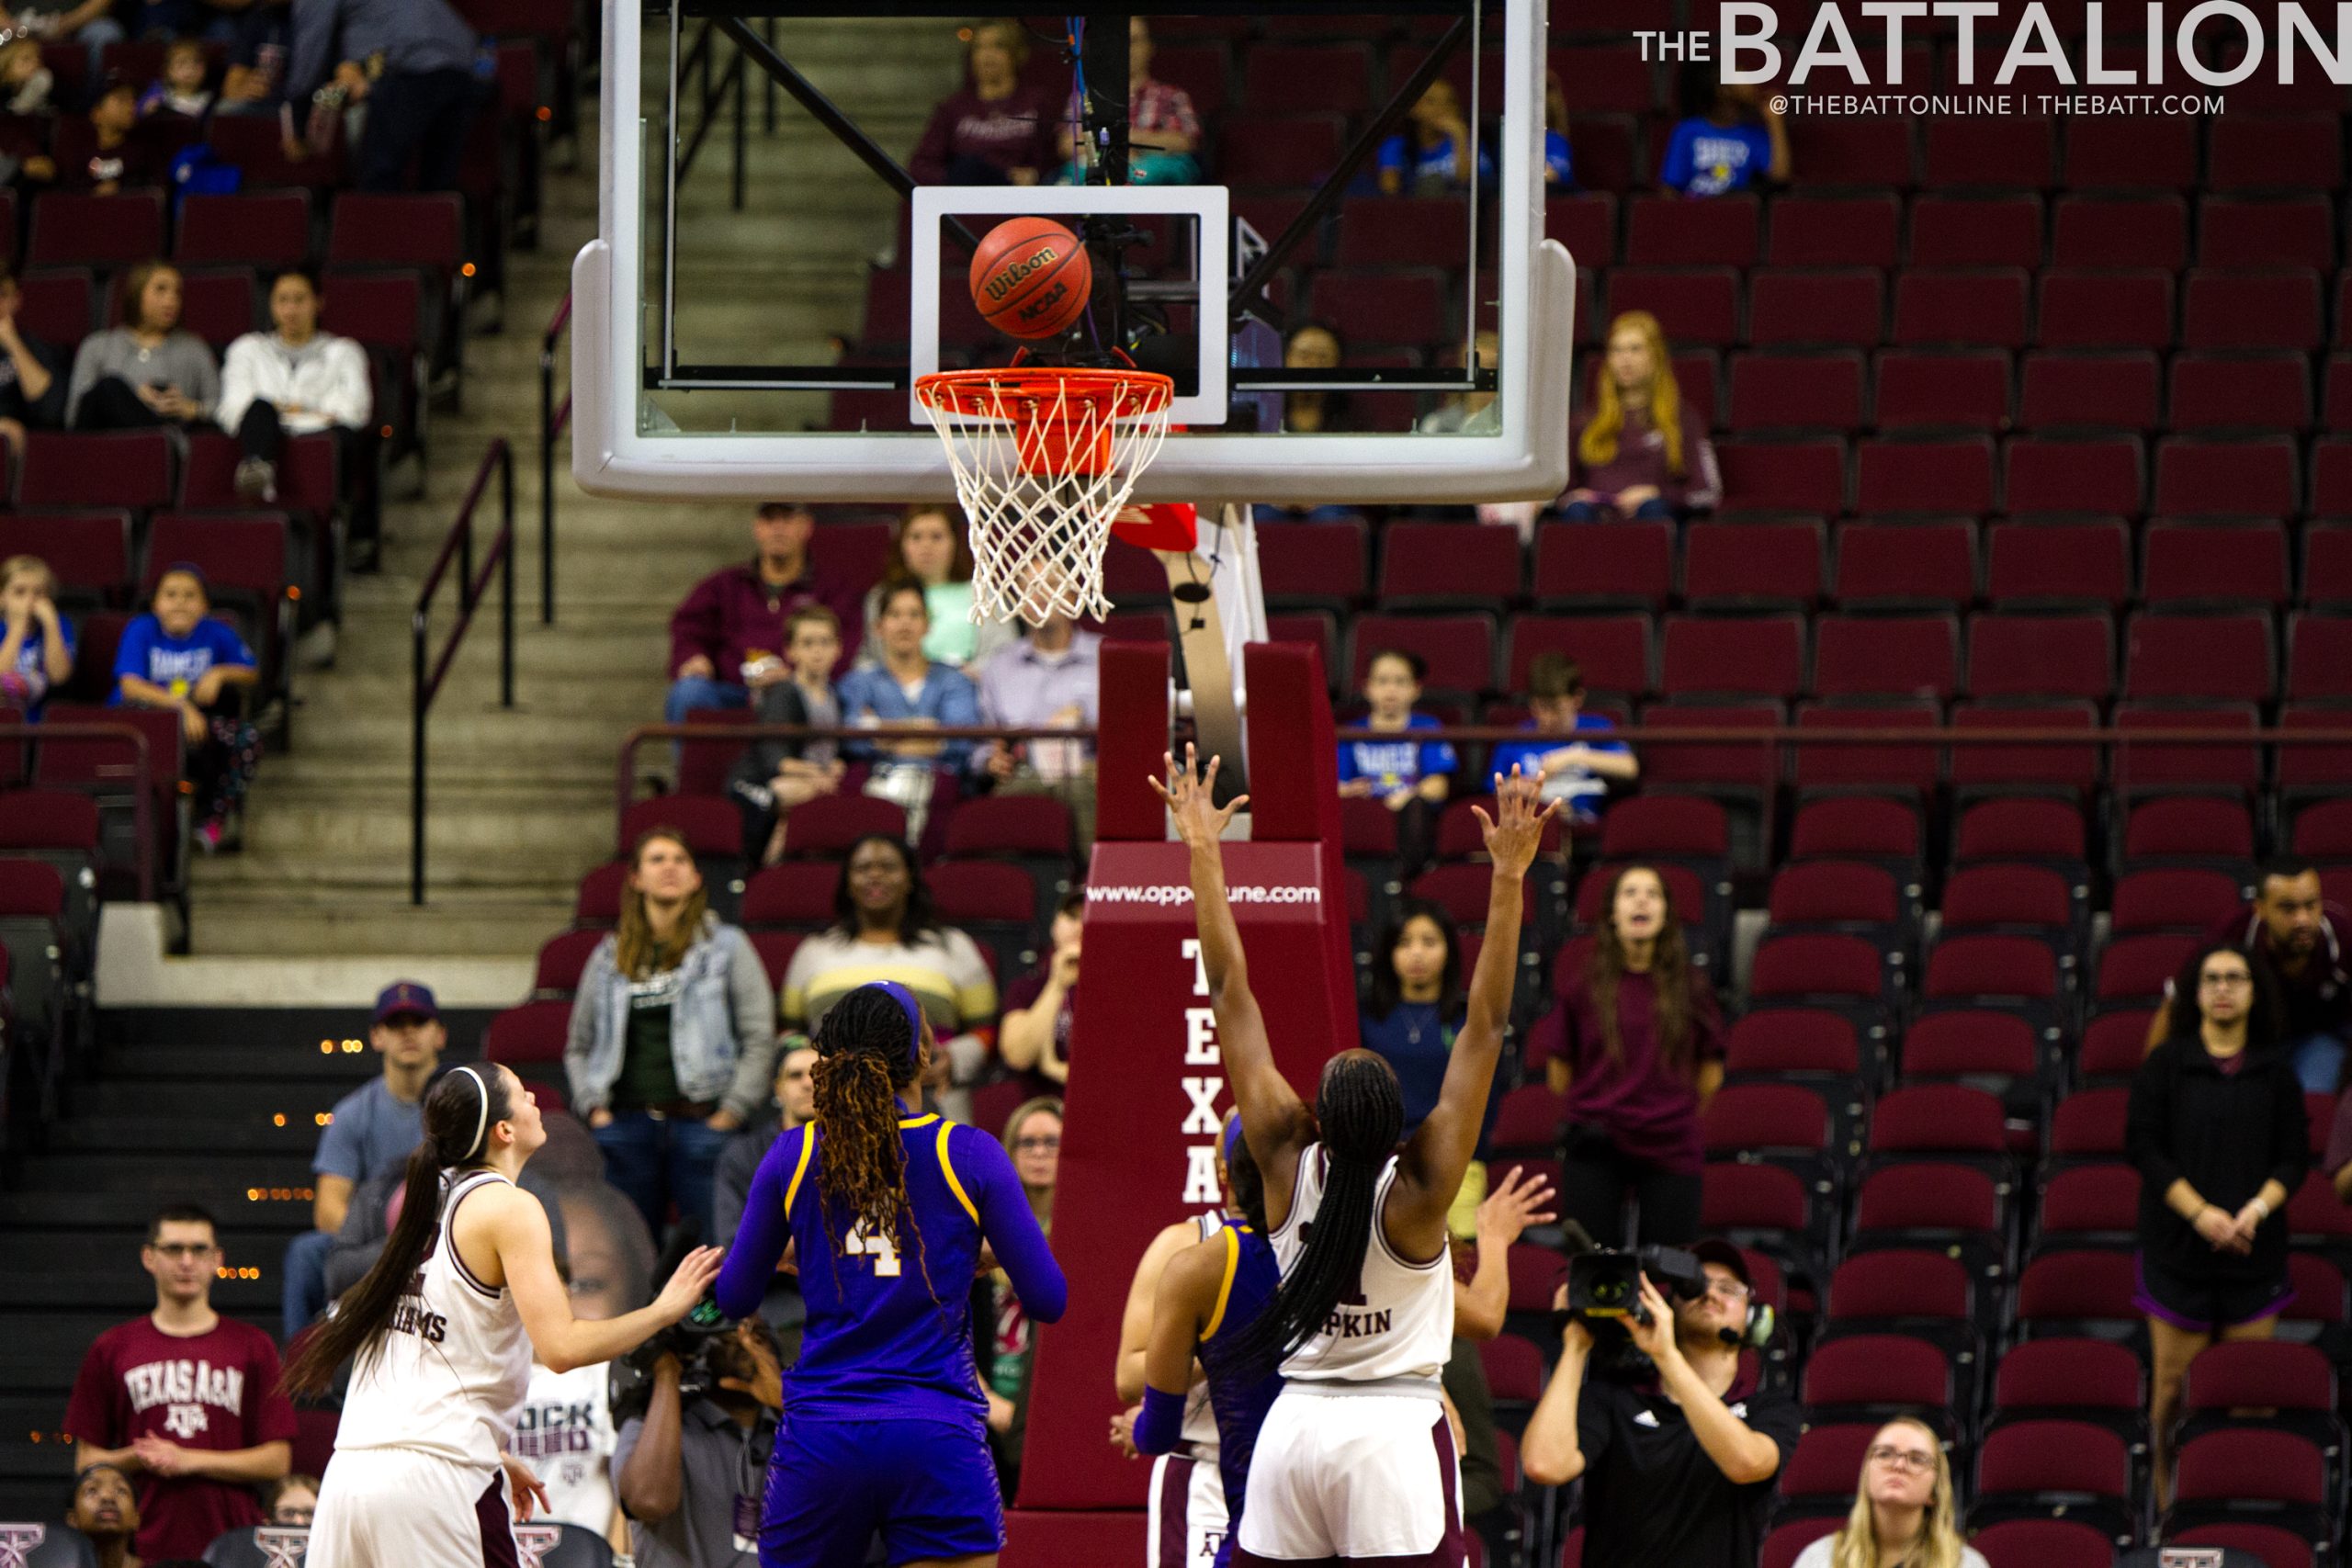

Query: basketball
left=969, top=217, right=1091, bottom=340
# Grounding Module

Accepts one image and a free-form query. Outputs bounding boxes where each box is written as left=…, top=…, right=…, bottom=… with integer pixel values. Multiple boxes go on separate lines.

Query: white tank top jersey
left=1180, top=1211, right=1227, bottom=1450
left=513, top=1360, right=618, bottom=1531
left=334, top=1170, right=533, bottom=1471
left=1271, top=1147, right=1454, bottom=1383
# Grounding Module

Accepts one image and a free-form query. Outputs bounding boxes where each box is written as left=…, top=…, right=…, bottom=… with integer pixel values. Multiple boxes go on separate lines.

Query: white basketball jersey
left=514, top=1361, right=617, bottom=1532
left=1271, top=1147, right=1453, bottom=1383
left=1181, top=1211, right=1226, bottom=1451
left=334, top=1170, right=533, bottom=1471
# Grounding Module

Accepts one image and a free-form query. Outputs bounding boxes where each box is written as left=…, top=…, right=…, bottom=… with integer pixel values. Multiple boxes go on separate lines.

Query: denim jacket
left=565, top=915, right=779, bottom=1120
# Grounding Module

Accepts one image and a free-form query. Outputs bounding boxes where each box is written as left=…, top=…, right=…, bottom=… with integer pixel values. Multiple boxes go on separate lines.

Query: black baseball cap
left=1689, top=1237, right=1752, bottom=1289
left=372, top=980, right=439, bottom=1025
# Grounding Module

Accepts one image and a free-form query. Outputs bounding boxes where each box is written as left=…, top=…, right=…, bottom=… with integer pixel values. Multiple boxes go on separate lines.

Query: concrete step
left=69, top=1080, right=350, bottom=1119
left=181, top=896, right=581, bottom=959
left=0, top=1190, right=315, bottom=1234
left=13, top=1152, right=315, bottom=1193
left=45, top=1116, right=326, bottom=1156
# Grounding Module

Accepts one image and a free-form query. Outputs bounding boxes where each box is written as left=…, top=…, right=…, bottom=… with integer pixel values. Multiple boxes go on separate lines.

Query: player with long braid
left=1144, top=747, right=1553, bottom=1565
left=717, top=980, right=1066, bottom=1568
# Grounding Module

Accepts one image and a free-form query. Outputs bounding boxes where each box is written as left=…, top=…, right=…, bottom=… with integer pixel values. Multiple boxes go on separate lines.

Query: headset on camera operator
left=611, top=1305, right=783, bottom=1568
left=1521, top=1239, right=1799, bottom=1568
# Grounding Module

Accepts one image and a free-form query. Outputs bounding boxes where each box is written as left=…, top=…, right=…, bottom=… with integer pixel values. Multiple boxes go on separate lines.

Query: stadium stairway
left=180, top=17, right=957, bottom=958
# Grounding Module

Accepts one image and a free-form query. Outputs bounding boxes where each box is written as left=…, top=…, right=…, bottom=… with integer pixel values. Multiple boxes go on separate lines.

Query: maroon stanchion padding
left=1005, top=638, right=1360, bottom=1550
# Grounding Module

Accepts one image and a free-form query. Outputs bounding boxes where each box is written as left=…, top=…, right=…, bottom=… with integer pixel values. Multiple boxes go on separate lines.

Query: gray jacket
left=565, top=915, right=777, bottom=1121
left=66, top=329, right=220, bottom=427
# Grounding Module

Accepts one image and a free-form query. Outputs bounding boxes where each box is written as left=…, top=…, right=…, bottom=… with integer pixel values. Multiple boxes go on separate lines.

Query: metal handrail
left=0, top=722, right=153, bottom=902
left=413, top=441, right=518, bottom=905
left=540, top=292, right=571, bottom=625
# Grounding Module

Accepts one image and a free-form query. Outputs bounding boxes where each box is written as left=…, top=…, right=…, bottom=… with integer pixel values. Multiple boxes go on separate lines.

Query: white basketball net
left=914, top=369, right=1175, bottom=626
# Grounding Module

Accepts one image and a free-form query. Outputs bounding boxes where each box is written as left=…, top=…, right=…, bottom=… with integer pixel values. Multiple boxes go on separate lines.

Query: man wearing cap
left=278, top=980, right=445, bottom=1338
left=1521, top=1240, right=1802, bottom=1567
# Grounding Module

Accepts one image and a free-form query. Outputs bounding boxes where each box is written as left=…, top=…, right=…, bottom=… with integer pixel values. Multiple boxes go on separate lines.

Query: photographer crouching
left=1521, top=1239, right=1800, bottom=1566
left=612, top=1309, right=782, bottom=1568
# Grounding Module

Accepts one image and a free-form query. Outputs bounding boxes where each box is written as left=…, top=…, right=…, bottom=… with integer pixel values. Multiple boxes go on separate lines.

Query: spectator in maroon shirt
left=2144, top=857, right=2352, bottom=1095
left=908, top=18, right=1061, bottom=186
left=1532, top=865, right=1723, bottom=1248
left=65, top=1204, right=296, bottom=1563
left=1560, top=310, right=1719, bottom=520
left=1000, top=888, right=1083, bottom=1089
left=665, top=502, right=864, bottom=727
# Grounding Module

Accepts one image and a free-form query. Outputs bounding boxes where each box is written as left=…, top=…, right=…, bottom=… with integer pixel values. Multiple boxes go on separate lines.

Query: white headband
left=454, top=1066, right=491, bottom=1160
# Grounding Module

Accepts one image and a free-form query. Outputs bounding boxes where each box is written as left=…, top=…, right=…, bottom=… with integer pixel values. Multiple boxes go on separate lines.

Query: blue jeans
left=592, top=1111, right=731, bottom=1240
left=2291, top=1032, right=2346, bottom=1095
left=1561, top=496, right=1673, bottom=521
left=282, top=1228, right=336, bottom=1340
left=664, top=675, right=751, bottom=726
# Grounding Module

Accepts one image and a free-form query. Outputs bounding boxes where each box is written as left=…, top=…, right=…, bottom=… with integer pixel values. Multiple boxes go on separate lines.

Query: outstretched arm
left=1390, top=768, right=1557, bottom=1256
left=1116, top=1220, right=1199, bottom=1404
left=1151, top=746, right=1309, bottom=1221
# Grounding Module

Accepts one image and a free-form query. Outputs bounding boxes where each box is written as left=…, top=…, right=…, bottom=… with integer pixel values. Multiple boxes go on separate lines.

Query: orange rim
left=916, top=367, right=1174, bottom=476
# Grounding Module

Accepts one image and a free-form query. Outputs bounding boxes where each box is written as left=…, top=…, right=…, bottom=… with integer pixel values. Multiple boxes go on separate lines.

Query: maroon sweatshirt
left=667, top=560, right=865, bottom=680
left=908, top=83, right=1065, bottom=184
left=1550, top=967, right=1724, bottom=1173
left=1566, top=401, right=1722, bottom=512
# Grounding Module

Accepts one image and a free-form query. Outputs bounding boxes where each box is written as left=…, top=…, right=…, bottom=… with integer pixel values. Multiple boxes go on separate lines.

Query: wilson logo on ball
left=985, top=246, right=1059, bottom=301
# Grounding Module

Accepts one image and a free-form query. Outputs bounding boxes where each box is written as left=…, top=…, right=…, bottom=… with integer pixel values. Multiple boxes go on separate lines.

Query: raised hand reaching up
left=1148, top=743, right=1250, bottom=852
left=1474, top=763, right=1559, bottom=878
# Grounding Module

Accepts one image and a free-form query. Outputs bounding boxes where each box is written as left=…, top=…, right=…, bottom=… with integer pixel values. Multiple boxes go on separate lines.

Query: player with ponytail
left=289, top=1063, right=720, bottom=1568
left=718, top=977, right=1066, bottom=1568
left=1151, top=746, right=1555, bottom=1566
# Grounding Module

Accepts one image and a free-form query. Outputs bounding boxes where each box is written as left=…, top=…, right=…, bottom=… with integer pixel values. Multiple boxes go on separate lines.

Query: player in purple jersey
left=717, top=980, right=1065, bottom=1568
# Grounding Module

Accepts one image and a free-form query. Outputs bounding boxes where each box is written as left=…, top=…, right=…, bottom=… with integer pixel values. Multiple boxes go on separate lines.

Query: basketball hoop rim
left=913, top=366, right=1177, bottom=422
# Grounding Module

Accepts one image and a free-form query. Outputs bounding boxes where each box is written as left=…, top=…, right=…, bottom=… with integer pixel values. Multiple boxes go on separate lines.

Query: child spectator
left=65, top=1204, right=297, bottom=1563
left=64, top=1462, right=141, bottom=1568
left=838, top=581, right=983, bottom=841
left=69, top=262, right=220, bottom=431
left=216, top=267, right=372, bottom=510
left=141, top=39, right=214, bottom=119
left=1659, top=63, right=1789, bottom=197
left=1544, top=69, right=1573, bottom=186
left=728, top=604, right=849, bottom=865
left=0, top=269, right=69, bottom=450
left=1490, top=654, right=1637, bottom=823
left=999, top=890, right=1082, bottom=1089
left=1562, top=310, right=1718, bottom=519
left=265, top=1472, right=318, bottom=1526
left=67, top=76, right=167, bottom=194
left=112, top=565, right=258, bottom=852
left=1376, top=80, right=1491, bottom=197
left=1362, top=897, right=1501, bottom=1153
left=1337, top=648, right=1456, bottom=870
left=1057, top=16, right=1198, bottom=185
left=858, top=503, right=1012, bottom=672
left=909, top=17, right=1061, bottom=186
left=0, top=0, right=126, bottom=80
left=1, top=554, right=73, bottom=716
left=0, top=37, right=52, bottom=112
left=984, top=1096, right=1061, bottom=1497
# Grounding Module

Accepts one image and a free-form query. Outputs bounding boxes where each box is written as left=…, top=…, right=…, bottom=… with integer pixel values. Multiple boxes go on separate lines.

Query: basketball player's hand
left=1625, top=1275, right=1680, bottom=1367
left=1475, top=1164, right=1557, bottom=1249
left=501, top=1453, right=551, bottom=1523
left=1149, top=744, right=1248, bottom=850
left=652, top=1245, right=724, bottom=1322
left=1109, top=1404, right=1141, bottom=1459
left=1472, top=763, right=1558, bottom=877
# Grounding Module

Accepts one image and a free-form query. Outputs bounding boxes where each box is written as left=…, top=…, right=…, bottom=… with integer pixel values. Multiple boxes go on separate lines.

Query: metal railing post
left=501, top=446, right=516, bottom=710
left=412, top=600, right=429, bottom=906
left=731, top=48, right=747, bottom=211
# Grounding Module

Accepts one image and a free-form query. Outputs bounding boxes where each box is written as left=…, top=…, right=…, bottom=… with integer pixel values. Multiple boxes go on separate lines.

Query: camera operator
left=1521, top=1240, right=1799, bottom=1566
left=614, top=1317, right=782, bottom=1568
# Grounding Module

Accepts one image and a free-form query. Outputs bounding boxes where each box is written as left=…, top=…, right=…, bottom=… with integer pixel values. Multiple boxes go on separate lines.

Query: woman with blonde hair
left=1561, top=310, right=1719, bottom=520
left=565, top=828, right=779, bottom=1237
left=1792, top=1416, right=1988, bottom=1568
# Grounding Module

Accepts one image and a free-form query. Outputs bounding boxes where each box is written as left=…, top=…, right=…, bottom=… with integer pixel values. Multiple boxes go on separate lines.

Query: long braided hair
left=809, top=983, right=943, bottom=1307
left=1226, top=1051, right=1405, bottom=1374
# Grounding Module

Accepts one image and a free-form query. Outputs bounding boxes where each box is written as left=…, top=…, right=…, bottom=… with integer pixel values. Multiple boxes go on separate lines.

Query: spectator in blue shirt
left=1490, top=654, right=1638, bottom=824
left=1544, top=69, right=1574, bottom=187
left=1658, top=64, right=1789, bottom=197
left=281, top=979, right=444, bottom=1337
left=1360, top=897, right=1501, bottom=1155
left=1, top=555, right=74, bottom=716
left=837, top=581, right=983, bottom=846
left=1377, top=79, right=1494, bottom=197
left=113, top=565, right=260, bottom=852
left=1340, top=648, right=1456, bottom=872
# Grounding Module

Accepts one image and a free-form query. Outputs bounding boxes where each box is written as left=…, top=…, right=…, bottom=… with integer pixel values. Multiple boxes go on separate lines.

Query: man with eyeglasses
left=2147, top=856, right=2351, bottom=1095
left=1521, top=1239, right=1801, bottom=1566
left=64, top=1204, right=298, bottom=1563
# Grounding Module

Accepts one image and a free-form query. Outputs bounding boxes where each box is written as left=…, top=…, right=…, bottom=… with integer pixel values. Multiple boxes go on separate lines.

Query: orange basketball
left=969, top=217, right=1091, bottom=341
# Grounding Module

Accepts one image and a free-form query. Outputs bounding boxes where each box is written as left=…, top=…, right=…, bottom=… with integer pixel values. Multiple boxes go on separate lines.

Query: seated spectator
left=2147, top=856, right=2352, bottom=1094
left=1659, top=62, right=1789, bottom=196
left=65, top=76, right=169, bottom=194
left=1792, top=1417, right=1987, bottom=1568
left=976, top=603, right=1100, bottom=850
left=1362, top=898, right=1498, bottom=1151
left=838, top=581, right=983, bottom=841
left=0, top=38, right=53, bottom=114
left=281, top=980, right=441, bottom=1339
left=0, top=0, right=126, bottom=79
left=66, top=1205, right=296, bottom=1564
left=666, top=502, right=862, bottom=728
left=1417, top=329, right=1502, bottom=436
left=984, top=1096, right=1061, bottom=1498
left=0, top=269, right=69, bottom=451
left=1544, top=68, right=1573, bottom=186
left=2, top=554, right=74, bottom=716
left=284, top=0, right=483, bottom=193
left=729, top=604, right=849, bottom=866
left=70, top=263, right=220, bottom=433
left=1338, top=648, right=1455, bottom=871
left=908, top=17, right=1061, bottom=186
left=858, top=503, right=1012, bottom=673
left=1377, top=80, right=1492, bottom=197
left=1561, top=310, right=1718, bottom=520
left=1057, top=17, right=1198, bottom=185
left=141, top=39, right=214, bottom=119
left=712, top=1035, right=817, bottom=1246
left=217, top=268, right=372, bottom=515
left=1278, top=321, right=1351, bottom=434
left=1490, top=654, right=1636, bottom=824
left=112, top=565, right=258, bottom=852
left=264, top=1472, right=319, bottom=1527
left=779, top=833, right=999, bottom=1121
left=565, top=828, right=780, bottom=1240
left=64, top=1462, right=141, bottom=1568
left=999, top=890, right=1082, bottom=1088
